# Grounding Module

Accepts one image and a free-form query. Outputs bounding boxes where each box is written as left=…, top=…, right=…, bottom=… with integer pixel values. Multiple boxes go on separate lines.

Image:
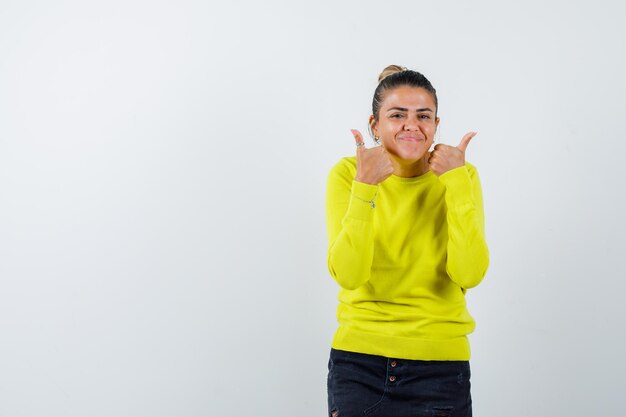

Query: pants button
left=390, top=360, right=397, bottom=368
left=389, top=375, right=396, bottom=382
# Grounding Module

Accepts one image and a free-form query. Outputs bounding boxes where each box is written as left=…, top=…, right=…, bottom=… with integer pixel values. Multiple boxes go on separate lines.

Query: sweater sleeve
left=438, top=163, right=490, bottom=290
left=326, top=159, right=378, bottom=290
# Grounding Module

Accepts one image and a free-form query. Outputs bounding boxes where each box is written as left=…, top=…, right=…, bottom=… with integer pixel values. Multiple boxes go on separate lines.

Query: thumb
left=457, top=131, right=477, bottom=152
left=351, top=129, right=367, bottom=152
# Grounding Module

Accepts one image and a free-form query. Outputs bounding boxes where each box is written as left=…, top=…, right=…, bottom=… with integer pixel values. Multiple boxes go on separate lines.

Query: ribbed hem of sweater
left=331, top=325, right=471, bottom=361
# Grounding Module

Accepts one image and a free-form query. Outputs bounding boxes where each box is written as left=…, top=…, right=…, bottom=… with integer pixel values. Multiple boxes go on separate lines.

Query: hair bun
left=378, top=65, right=408, bottom=82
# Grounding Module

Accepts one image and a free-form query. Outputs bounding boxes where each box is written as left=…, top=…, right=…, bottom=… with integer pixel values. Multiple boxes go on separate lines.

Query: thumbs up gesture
left=428, top=131, right=477, bottom=177
left=351, top=129, right=394, bottom=185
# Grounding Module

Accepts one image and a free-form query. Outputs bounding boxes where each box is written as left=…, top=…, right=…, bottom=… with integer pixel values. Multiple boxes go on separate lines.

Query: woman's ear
left=369, top=115, right=378, bottom=136
left=433, top=117, right=441, bottom=149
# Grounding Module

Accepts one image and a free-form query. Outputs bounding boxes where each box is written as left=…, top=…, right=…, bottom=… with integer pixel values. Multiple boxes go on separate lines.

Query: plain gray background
left=1, top=0, right=625, bottom=416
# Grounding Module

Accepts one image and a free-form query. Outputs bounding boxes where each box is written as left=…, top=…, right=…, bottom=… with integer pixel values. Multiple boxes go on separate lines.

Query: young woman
left=326, top=65, right=489, bottom=417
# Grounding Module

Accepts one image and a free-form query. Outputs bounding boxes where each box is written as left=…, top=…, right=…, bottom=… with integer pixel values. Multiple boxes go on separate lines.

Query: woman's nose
left=404, top=115, right=420, bottom=130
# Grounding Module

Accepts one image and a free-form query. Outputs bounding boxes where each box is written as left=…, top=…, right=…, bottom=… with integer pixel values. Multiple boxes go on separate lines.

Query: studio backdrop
left=1, top=1, right=625, bottom=416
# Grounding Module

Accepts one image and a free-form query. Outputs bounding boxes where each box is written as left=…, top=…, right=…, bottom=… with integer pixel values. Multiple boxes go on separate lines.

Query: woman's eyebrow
left=386, top=107, right=434, bottom=112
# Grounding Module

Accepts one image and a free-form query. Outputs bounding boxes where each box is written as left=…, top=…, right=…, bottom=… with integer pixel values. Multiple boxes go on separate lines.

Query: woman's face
left=370, top=86, right=439, bottom=162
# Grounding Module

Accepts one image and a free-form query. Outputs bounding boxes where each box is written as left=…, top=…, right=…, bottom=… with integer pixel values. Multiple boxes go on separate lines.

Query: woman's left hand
left=428, top=131, right=477, bottom=176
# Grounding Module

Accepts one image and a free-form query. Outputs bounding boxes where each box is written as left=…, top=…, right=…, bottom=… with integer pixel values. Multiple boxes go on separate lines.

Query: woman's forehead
left=381, top=86, right=436, bottom=110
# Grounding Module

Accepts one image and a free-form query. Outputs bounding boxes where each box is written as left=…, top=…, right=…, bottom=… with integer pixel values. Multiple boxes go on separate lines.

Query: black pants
left=327, top=348, right=472, bottom=417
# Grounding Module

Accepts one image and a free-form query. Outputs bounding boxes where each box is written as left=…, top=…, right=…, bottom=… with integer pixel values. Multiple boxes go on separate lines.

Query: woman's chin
left=395, top=148, right=427, bottom=162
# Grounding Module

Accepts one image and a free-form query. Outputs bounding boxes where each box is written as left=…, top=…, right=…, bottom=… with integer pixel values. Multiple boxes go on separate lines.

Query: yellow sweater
left=326, top=156, right=489, bottom=360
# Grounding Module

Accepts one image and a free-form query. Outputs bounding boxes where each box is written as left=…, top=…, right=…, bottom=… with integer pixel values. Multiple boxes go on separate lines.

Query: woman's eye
left=391, top=114, right=405, bottom=118
left=419, top=114, right=430, bottom=119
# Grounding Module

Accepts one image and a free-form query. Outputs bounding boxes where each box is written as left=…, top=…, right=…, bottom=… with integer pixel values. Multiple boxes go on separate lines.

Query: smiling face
left=370, top=86, right=439, bottom=163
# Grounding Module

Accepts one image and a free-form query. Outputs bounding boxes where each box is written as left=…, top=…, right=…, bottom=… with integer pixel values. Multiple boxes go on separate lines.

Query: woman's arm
left=439, top=163, right=490, bottom=289
left=326, top=159, right=378, bottom=290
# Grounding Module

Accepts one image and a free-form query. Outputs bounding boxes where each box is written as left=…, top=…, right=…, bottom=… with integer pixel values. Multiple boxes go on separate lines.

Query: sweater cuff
left=438, top=166, right=474, bottom=207
left=345, top=180, right=378, bottom=221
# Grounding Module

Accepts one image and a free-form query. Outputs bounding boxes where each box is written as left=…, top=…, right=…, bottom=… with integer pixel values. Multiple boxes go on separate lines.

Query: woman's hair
left=372, top=65, right=438, bottom=120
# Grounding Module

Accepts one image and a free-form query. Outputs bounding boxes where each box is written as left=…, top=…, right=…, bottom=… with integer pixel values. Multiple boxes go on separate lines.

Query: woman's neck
left=390, top=153, right=431, bottom=178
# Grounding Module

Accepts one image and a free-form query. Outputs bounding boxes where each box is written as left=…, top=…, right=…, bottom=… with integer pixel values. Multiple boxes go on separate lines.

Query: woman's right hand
left=351, top=129, right=394, bottom=185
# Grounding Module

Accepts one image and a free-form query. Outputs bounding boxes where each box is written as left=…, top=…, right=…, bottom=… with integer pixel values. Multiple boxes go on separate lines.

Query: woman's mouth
left=398, top=136, right=424, bottom=142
